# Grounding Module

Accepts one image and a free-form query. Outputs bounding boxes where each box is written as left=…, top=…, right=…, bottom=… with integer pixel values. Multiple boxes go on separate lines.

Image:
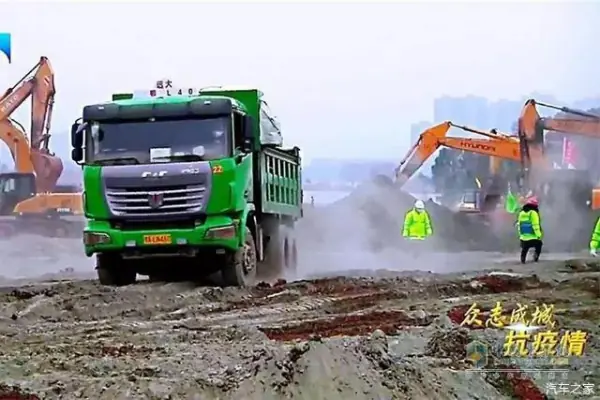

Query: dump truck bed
left=258, top=146, right=302, bottom=218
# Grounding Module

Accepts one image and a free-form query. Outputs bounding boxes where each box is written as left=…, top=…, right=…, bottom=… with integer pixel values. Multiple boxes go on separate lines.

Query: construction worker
left=589, top=216, right=600, bottom=257
left=402, top=200, right=433, bottom=240
left=517, top=196, right=543, bottom=263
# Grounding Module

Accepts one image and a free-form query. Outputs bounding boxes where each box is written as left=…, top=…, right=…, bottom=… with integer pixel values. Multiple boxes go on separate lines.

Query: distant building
left=434, top=95, right=489, bottom=127
left=431, top=93, right=566, bottom=133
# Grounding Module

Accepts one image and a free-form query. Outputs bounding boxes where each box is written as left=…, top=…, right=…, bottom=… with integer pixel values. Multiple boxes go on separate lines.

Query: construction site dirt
left=0, top=179, right=597, bottom=399
left=0, top=237, right=598, bottom=399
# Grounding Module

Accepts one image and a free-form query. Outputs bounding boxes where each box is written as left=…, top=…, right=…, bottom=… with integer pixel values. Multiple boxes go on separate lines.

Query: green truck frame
left=70, top=87, right=302, bottom=287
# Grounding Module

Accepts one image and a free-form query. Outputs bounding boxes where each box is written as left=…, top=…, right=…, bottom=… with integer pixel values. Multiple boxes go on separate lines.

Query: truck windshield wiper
left=153, top=154, right=204, bottom=162
left=93, top=156, right=140, bottom=166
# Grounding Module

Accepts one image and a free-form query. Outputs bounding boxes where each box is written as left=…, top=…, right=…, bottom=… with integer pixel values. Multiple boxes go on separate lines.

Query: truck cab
left=72, top=86, right=302, bottom=287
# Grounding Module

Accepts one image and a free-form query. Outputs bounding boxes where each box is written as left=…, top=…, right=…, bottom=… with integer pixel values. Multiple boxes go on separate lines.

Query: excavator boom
left=0, top=56, right=62, bottom=192
left=395, top=121, right=519, bottom=187
left=0, top=120, right=34, bottom=174
left=541, top=118, right=600, bottom=138
left=0, top=56, right=55, bottom=151
left=518, top=98, right=600, bottom=192
left=441, top=137, right=520, bottom=161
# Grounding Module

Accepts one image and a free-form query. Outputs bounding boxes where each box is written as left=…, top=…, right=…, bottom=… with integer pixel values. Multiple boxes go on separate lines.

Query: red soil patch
left=0, top=385, right=40, bottom=400
left=326, top=290, right=407, bottom=313
left=253, top=277, right=389, bottom=298
left=499, top=365, right=546, bottom=400
left=302, top=277, right=385, bottom=296
left=259, top=310, right=433, bottom=341
left=471, top=274, right=547, bottom=294
left=221, top=278, right=399, bottom=313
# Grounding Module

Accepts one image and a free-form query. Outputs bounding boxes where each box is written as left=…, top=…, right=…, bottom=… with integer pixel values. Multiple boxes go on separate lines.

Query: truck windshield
left=87, top=117, right=230, bottom=164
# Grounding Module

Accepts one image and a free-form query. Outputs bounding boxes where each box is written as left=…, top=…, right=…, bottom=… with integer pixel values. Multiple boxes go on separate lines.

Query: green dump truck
left=70, top=86, right=302, bottom=286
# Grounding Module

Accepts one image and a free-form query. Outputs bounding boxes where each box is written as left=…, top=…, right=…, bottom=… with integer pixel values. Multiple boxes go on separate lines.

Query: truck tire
left=96, top=253, right=136, bottom=286
left=222, top=227, right=257, bottom=287
left=283, top=236, right=298, bottom=276
left=260, top=226, right=296, bottom=279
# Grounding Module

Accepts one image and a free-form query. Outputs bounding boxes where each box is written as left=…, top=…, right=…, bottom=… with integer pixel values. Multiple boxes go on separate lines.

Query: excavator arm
left=396, top=122, right=452, bottom=186
left=440, top=137, right=520, bottom=161
left=29, top=57, right=55, bottom=151
left=0, top=120, right=34, bottom=174
left=541, top=118, right=600, bottom=137
left=0, top=56, right=55, bottom=151
left=0, top=57, right=62, bottom=192
left=517, top=100, right=546, bottom=182
left=395, top=121, right=519, bottom=187
left=517, top=99, right=600, bottom=190
left=532, top=99, right=600, bottom=136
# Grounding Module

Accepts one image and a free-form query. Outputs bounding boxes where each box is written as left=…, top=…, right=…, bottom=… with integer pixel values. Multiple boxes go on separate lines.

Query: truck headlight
left=205, top=225, right=236, bottom=240
left=83, top=232, right=111, bottom=245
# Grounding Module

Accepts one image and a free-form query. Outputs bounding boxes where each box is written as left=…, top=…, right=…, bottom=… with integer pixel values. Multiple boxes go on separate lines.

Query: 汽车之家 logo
left=0, top=33, right=11, bottom=63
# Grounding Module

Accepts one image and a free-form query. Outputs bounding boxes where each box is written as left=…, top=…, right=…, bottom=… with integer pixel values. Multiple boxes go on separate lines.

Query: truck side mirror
left=71, top=122, right=83, bottom=148
left=71, top=148, right=83, bottom=163
left=242, top=115, right=255, bottom=152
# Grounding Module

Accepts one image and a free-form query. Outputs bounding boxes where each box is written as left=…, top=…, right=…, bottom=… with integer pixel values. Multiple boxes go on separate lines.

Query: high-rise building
left=433, top=95, right=489, bottom=127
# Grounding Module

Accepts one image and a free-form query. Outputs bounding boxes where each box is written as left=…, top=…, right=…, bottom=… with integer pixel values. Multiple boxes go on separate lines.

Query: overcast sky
left=1, top=2, right=599, bottom=162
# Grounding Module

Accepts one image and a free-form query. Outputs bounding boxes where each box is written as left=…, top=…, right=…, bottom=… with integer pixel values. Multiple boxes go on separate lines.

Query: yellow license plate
left=143, top=234, right=172, bottom=245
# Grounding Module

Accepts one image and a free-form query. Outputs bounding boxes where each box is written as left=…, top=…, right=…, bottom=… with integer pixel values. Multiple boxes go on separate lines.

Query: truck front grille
left=106, top=184, right=205, bottom=216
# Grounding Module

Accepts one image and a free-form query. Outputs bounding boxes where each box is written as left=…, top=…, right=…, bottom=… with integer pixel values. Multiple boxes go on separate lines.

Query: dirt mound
left=299, top=177, right=503, bottom=255
left=425, top=328, right=471, bottom=361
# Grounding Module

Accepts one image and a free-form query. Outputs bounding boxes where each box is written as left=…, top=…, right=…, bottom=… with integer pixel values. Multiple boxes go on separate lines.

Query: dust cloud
left=296, top=176, right=506, bottom=279
left=0, top=236, right=93, bottom=283
left=535, top=164, right=598, bottom=253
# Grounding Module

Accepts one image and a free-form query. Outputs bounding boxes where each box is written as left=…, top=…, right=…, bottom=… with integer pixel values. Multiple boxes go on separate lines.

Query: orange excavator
left=0, top=56, right=82, bottom=237
left=0, top=56, right=63, bottom=189
left=518, top=99, right=600, bottom=209
left=395, top=121, right=521, bottom=215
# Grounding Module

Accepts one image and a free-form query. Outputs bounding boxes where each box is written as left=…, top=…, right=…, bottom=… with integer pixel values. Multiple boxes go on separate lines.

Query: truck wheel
left=222, top=227, right=257, bottom=287
left=96, top=253, right=136, bottom=286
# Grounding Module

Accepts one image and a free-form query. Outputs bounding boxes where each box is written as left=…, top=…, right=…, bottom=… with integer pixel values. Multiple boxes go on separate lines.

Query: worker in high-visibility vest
left=589, top=216, right=600, bottom=257
left=517, top=196, right=543, bottom=263
left=402, top=200, right=433, bottom=240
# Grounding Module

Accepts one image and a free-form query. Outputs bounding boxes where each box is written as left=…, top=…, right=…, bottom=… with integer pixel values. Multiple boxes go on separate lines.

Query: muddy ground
left=0, top=239, right=598, bottom=399
left=0, top=180, right=596, bottom=399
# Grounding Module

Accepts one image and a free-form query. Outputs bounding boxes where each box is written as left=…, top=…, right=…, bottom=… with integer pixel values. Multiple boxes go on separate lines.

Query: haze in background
left=1, top=2, right=599, bottom=164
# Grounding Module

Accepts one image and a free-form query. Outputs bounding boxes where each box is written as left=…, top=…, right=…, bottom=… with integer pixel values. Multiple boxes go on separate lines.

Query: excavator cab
left=0, top=172, right=36, bottom=215
left=457, top=190, right=481, bottom=213
left=457, top=174, right=508, bottom=215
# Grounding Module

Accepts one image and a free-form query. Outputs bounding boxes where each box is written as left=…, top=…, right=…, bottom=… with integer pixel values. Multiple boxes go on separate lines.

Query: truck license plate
left=143, top=234, right=172, bottom=245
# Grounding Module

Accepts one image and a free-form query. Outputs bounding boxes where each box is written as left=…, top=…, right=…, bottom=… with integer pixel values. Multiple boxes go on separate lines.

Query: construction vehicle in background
left=517, top=99, right=600, bottom=251
left=71, top=84, right=302, bottom=287
left=518, top=99, right=600, bottom=210
left=0, top=56, right=83, bottom=237
left=395, top=121, right=521, bottom=215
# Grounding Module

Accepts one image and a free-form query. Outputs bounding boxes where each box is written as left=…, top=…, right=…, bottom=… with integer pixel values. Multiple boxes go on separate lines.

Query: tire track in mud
left=1, top=261, right=598, bottom=399
left=193, top=273, right=554, bottom=341
left=0, top=273, right=551, bottom=339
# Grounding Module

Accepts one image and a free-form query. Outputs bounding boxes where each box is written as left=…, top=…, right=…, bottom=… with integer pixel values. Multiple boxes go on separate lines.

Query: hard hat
left=525, top=196, right=539, bottom=206
left=414, top=200, right=425, bottom=209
